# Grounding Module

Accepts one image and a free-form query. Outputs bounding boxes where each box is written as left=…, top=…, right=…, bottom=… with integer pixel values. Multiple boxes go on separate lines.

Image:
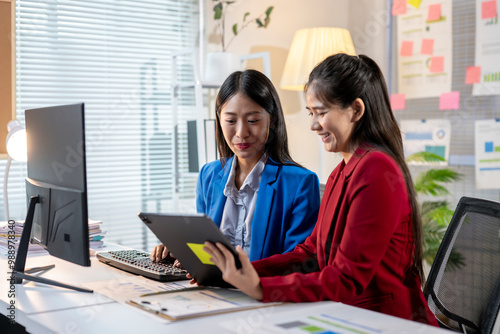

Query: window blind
left=3, top=0, right=200, bottom=251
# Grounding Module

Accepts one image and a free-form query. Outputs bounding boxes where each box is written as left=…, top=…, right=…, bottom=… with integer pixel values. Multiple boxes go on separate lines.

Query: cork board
left=0, top=0, right=15, bottom=158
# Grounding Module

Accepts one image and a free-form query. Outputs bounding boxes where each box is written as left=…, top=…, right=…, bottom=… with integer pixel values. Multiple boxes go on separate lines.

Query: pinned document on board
left=396, top=0, right=453, bottom=99
left=400, top=119, right=451, bottom=165
left=473, top=0, right=500, bottom=96
left=475, top=119, right=500, bottom=189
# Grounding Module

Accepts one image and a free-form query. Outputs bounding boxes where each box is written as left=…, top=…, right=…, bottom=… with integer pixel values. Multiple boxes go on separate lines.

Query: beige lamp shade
left=280, top=27, right=356, bottom=91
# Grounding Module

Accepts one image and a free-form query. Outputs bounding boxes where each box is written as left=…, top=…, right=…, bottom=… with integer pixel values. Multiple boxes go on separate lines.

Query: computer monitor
left=13, top=103, right=92, bottom=293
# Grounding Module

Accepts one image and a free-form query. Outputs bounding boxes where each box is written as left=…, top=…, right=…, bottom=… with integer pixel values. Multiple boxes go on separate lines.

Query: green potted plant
left=406, top=151, right=465, bottom=272
left=204, top=1, right=274, bottom=84
left=212, top=1, right=274, bottom=52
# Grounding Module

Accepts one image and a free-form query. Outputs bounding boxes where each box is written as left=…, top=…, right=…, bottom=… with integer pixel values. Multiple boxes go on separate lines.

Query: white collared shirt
left=220, top=154, right=267, bottom=256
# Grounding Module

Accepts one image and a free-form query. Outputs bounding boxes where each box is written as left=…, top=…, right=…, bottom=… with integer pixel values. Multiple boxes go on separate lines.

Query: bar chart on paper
left=475, top=119, right=500, bottom=189
left=265, top=313, right=383, bottom=334
left=400, top=119, right=451, bottom=164
left=216, top=302, right=441, bottom=334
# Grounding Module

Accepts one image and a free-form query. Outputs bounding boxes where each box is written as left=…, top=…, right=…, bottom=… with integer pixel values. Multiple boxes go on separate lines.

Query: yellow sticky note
left=187, top=243, right=214, bottom=265
left=408, top=0, right=422, bottom=9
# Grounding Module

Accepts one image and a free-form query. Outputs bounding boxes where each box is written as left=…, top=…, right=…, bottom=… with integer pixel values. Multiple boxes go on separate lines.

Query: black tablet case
left=138, top=212, right=241, bottom=288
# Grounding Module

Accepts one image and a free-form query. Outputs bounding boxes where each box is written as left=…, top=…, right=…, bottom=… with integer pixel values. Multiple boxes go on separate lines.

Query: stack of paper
left=0, top=220, right=46, bottom=256
left=88, top=218, right=106, bottom=249
left=0, top=218, right=107, bottom=256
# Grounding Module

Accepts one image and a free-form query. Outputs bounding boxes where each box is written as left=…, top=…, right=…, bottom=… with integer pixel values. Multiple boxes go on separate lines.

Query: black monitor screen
left=25, top=103, right=90, bottom=266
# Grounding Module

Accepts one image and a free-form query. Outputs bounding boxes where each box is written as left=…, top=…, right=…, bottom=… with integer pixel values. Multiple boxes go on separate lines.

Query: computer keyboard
left=96, top=249, right=188, bottom=282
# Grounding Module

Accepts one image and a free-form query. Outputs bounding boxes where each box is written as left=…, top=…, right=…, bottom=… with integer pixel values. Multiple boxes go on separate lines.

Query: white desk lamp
left=4, top=120, right=27, bottom=221
left=280, top=27, right=356, bottom=182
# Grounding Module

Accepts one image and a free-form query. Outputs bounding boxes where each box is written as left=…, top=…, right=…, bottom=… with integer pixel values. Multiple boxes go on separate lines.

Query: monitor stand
left=12, top=196, right=93, bottom=293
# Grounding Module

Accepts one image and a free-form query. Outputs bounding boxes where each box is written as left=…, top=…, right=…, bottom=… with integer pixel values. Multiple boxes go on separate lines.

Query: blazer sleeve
left=282, top=171, right=320, bottom=253
left=196, top=163, right=209, bottom=214
left=253, top=227, right=320, bottom=277
left=258, top=154, right=409, bottom=303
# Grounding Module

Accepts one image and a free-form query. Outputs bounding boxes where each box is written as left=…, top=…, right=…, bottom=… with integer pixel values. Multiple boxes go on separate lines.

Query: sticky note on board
left=187, top=243, right=215, bottom=265
left=427, top=3, right=442, bottom=21
left=482, top=0, right=497, bottom=19
left=439, top=91, right=460, bottom=110
left=392, top=0, right=407, bottom=15
left=408, top=0, right=422, bottom=8
left=400, top=41, right=414, bottom=57
left=429, top=56, right=444, bottom=73
left=421, top=38, right=434, bottom=55
left=390, top=94, right=406, bottom=110
left=465, top=66, right=481, bottom=84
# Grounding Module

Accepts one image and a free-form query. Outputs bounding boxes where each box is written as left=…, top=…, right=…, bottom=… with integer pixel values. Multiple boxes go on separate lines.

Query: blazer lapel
left=319, top=145, right=371, bottom=267
left=317, top=166, right=345, bottom=268
left=249, top=159, right=278, bottom=261
left=210, top=157, right=233, bottom=227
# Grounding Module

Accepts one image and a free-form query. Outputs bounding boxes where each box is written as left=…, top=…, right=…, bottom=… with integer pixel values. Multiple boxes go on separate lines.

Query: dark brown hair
left=305, top=53, right=425, bottom=285
left=215, top=69, right=300, bottom=167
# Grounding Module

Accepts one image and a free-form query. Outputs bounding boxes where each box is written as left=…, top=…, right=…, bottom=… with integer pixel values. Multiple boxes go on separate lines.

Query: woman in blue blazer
left=151, top=69, right=320, bottom=262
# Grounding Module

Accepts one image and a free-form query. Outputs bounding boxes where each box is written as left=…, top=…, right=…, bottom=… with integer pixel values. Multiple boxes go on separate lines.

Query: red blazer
left=252, top=146, right=438, bottom=326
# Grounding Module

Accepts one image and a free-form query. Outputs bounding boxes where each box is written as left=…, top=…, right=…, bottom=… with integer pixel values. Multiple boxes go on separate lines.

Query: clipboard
left=138, top=212, right=241, bottom=288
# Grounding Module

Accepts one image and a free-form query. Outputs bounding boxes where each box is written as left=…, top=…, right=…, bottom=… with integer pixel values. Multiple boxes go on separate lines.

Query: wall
left=203, top=0, right=389, bottom=182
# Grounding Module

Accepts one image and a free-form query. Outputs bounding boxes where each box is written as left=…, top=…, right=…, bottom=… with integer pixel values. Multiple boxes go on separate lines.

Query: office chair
left=424, top=196, right=500, bottom=334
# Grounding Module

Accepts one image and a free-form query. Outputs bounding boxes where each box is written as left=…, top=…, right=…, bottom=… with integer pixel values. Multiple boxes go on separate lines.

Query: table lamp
left=4, top=120, right=27, bottom=221
left=280, top=27, right=355, bottom=182
left=280, top=27, right=356, bottom=91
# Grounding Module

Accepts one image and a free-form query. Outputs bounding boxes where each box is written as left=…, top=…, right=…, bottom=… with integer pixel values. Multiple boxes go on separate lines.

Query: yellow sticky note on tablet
left=187, top=243, right=214, bottom=265
left=408, top=0, right=421, bottom=9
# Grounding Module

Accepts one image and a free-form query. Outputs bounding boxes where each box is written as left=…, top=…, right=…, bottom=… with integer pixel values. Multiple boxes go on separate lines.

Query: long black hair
left=305, top=53, right=425, bottom=285
left=215, top=69, right=301, bottom=167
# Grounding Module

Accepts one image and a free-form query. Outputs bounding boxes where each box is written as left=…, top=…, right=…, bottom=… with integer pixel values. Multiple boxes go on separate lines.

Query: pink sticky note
left=429, top=56, right=444, bottom=73
left=390, top=94, right=406, bottom=111
left=392, top=0, right=407, bottom=15
left=439, top=91, right=460, bottom=110
left=427, top=3, right=442, bottom=21
left=482, top=1, right=497, bottom=19
left=400, top=41, right=414, bottom=57
left=421, top=38, right=434, bottom=55
left=465, top=66, right=481, bottom=84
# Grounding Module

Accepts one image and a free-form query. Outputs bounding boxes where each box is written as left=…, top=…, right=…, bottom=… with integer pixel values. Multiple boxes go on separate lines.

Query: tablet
left=138, top=212, right=241, bottom=288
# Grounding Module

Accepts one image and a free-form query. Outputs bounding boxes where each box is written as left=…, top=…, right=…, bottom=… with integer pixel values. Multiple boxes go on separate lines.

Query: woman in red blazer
left=202, top=53, right=438, bottom=326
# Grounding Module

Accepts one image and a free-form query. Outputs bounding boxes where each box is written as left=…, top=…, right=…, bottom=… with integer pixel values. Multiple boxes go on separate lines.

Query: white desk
left=1, top=246, right=451, bottom=334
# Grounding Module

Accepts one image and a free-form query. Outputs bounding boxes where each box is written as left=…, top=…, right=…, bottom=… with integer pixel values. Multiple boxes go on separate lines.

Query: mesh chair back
left=425, top=196, right=500, bottom=334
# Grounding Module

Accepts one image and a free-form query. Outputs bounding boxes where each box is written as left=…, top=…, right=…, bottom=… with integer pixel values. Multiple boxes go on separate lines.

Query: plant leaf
left=232, top=23, right=238, bottom=36
left=423, top=169, right=462, bottom=183
left=265, top=6, right=274, bottom=18
left=421, top=200, right=449, bottom=214
left=414, top=169, right=461, bottom=196
left=256, top=18, right=263, bottom=27
left=427, top=206, right=454, bottom=226
left=420, top=200, right=449, bottom=225
left=422, top=219, right=447, bottom=265
left=445, top=249, right=467, bottom=271
left=243, top=12, right=250, bottom=22
left=406, top=151, right=445, bottom=163
left=263, top=17, right=271, bottom=28
left=213, top=3, right=222, bottom=20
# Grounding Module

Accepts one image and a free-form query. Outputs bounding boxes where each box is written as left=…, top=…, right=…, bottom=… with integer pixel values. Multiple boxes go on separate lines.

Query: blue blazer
left=196, top=156, right=320, bottom=261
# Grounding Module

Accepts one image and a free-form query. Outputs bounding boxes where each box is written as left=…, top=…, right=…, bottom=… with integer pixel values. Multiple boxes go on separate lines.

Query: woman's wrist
left=247, top=278, right=263, bottom=300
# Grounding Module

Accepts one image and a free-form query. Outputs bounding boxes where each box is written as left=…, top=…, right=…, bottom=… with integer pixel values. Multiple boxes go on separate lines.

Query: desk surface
left=1, top=244, right=450, bottom=334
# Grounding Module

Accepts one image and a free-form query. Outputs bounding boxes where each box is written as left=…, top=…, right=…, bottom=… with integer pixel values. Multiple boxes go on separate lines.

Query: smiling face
left=219, top=92, right=270, bottom=168
left=306, top=85, right=364, bottom=163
